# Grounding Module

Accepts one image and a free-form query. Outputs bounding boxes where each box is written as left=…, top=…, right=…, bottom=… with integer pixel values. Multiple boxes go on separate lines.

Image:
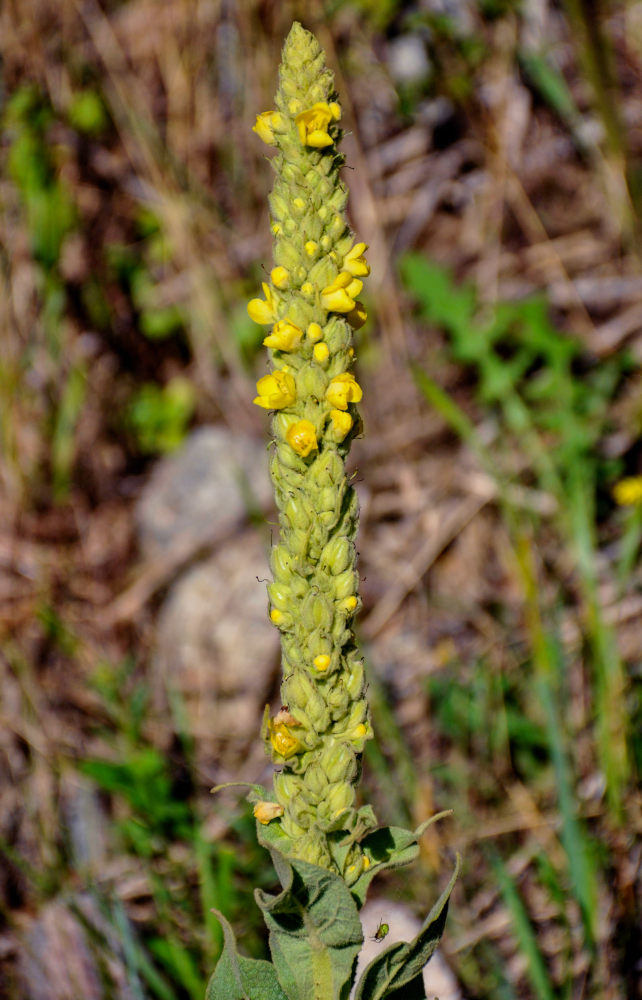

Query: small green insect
left=372, top=919, right=390, bottom=942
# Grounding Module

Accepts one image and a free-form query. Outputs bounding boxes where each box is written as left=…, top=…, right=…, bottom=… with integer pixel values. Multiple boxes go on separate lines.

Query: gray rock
left=135, top=425, right=272, bottom=561
left=387, top=35, right=431, bottom=86
left=152, top=530, right=279, bottom=751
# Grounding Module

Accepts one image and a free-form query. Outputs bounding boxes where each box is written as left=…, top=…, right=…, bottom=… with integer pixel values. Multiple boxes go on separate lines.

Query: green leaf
left=348, top=814, right=452, bottom=908
left=255, top=850, right=363, bottom=1000
left=353, top=856, right=460, bottom=1000
left=400, top=254, right=475, bottom=338
left=206, top=909, right=288, bottom=1000
left=347, top=826, right=420, bottom=907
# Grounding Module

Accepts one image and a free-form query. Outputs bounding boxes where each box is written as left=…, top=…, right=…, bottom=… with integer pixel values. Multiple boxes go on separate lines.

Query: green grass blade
left=489, top=851, right=557, bottom=1000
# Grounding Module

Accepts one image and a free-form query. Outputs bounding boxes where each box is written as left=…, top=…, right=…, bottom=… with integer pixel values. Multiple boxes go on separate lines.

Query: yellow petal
left=307, top=130, right=333, bottom=148
left=328, top=408, right=353, bottom=440
left=321, top=288, right=355, bottom=313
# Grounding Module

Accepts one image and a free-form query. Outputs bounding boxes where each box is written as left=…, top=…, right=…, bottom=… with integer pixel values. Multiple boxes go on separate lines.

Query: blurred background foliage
left=1, top=0, right=642, bottom=998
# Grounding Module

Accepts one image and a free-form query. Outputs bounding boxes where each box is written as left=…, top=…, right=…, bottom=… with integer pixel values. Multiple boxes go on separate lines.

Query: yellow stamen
left=313, top=654, right=331, bottom=672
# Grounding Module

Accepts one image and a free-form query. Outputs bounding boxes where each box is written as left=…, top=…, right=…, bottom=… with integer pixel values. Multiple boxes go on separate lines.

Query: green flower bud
left=333, top=568, right=358, bottom=599
left=304, top=763, right=329, bottom=796
left=268, top=582, right=292, bottom=610
left=321, top=742, right=357, bottom=784
left=300, top=591, right=334, bottom=632
left=321, top=781, right=354, bottom=822
left=297, top=365, right=328, bottom=400
left=320, top=536, right=351, bottom=575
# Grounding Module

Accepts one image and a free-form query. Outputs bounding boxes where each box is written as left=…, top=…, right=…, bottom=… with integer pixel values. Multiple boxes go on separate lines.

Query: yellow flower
left=341, top=595, right=358, bottom=612
left=328, top=408, right=353, bottom=441
left=613, top=476, right=642, bottom=506
left=247, top=282, right=277, bottom=325
left=254, top=370, right=296, bottom=410
left=270, top=722, right=303, bottom=759
left=307, top=322, right=323, bottom=342
left=313, top=654, right=331, bottom=672
left=313, top=342, right=330, bottom=363
left=270, top=608, right=284, bottom=624
left=344, top=242, right=370, bottom=277
left=305, top=241, right=318, bottom=257
left=263, top=319, right=303, bottom=351
left=252, top=110, right=284, bottom=145
left=253, top=801, right=284, bottom=824
left=295, top=102, right=337, bottom=148
left=286, top=419, right=318, bottom=457
left=347, top=301, right=367, bottom=329
left=326, top=373, right=363, bottom=410
left=270, top=266, right=290, bottom=289
left=321, top=272, right=363, bottom=313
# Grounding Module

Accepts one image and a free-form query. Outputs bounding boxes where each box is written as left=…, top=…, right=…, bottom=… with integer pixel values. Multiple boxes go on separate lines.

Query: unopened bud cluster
left=248, top=22, right=373, bottom=877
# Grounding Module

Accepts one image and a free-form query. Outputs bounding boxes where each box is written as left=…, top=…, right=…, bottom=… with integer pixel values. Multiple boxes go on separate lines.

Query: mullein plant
left=208, top=23, right=458, bottom=1000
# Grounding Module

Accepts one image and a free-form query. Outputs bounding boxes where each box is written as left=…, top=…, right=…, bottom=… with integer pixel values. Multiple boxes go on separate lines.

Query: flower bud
left=254, top=801, right=284, bottom=824
left=318, top=536, right=349, bottom=575
left=323, top=781, right=354, bottom=820
left=304, top=763, right=329, bottom=796
left=334, top=570, right=358, bottom=600
left=322, top=742, right=357, bottom=784
left=268, top=582, right=291, bottom=610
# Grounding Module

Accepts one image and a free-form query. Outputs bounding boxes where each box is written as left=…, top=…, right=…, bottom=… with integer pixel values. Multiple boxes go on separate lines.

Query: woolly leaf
left=353, top=856, right=460, bottom=1000
left=255, top=848, right=363, bottom=1000
left=205, top=909, right=288, bottom=1000
left=347, top=813, right=452, bottom=908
